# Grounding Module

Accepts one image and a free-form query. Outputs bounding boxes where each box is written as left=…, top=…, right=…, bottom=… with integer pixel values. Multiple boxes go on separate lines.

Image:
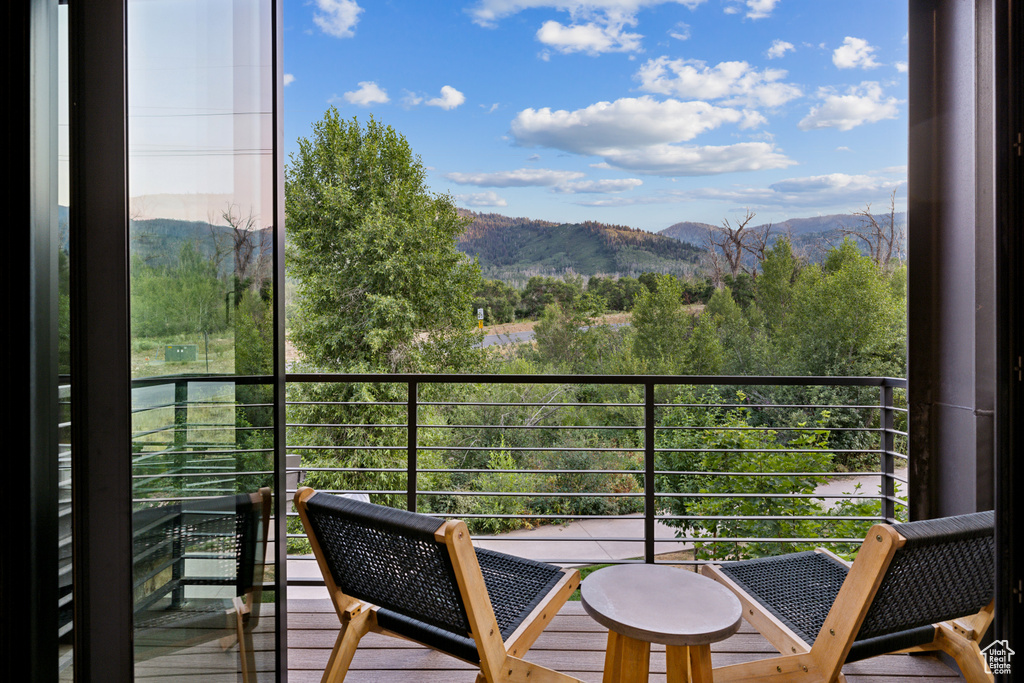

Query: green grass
left=568, top=564, right=611, bottom=601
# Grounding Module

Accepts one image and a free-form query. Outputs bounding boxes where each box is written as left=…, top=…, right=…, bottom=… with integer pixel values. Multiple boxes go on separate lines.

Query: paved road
left=482, top=329, right=536, bottom=347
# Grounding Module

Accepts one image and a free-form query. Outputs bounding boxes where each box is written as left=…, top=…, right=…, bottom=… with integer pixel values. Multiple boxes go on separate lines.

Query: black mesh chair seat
left=703, top=511, right=995, bottom=683
left=374, top=548, right=567, bottom=663
left=294, top=488, right=583, bottom=683
left=717, top=550, right=937, bottom=661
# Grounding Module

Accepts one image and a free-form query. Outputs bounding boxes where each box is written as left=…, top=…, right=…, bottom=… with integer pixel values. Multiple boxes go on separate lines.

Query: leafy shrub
left=657, top=389, right=834, bottom=561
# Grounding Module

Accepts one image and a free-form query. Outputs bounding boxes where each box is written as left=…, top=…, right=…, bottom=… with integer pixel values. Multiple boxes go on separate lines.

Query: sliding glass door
left=126, top=0, right=278, bottom=680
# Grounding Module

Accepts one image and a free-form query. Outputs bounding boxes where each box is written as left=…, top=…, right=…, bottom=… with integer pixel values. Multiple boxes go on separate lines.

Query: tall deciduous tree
left=286, top=110, right=481, bottom=371
left=631, top=274, right=691, bottom=373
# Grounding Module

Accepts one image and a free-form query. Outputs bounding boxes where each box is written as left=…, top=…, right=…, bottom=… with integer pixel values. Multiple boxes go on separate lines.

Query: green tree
left=777, top=238, right=905, bottom=377
left=704, top=287, right=769, bottom=375
left=286, top=109, right=481, bottom=371
left=130, top=241, right=227, bottom=339
left=616, top=276, right=644, bottom=311
left=533, top=292, right=606, bottom=372
left=474, top=279, right=519, bottom=324
left=518, top=275, right=583, bottom=319
left=631, top=274, right=690, bottom=372
left=754, top=237, right=800, bottom=333
left=656, top=390, right=834, bottom=561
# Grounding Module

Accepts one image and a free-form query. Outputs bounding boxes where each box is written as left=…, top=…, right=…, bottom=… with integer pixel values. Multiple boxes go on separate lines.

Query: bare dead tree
left=703, top=239, right=726, bottom=288
left=221, top=205, right=273, bottom=292
left=840, top=189, right=905, bottom=270
left=741, top=222, right=773, bottom=280
left=705, top=209, right=758, bottom=286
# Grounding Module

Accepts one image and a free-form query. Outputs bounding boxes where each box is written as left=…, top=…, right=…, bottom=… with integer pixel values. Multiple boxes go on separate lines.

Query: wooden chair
left=702, top=510, right=995, bottom=683
left=294, top=487, right=583, bottom=683
left=133, top=487, right=272, bottom=682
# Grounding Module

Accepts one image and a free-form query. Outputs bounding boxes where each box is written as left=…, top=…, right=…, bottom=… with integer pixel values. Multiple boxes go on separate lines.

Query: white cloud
left=635, top=57, right=801, bottom=108
left=402, top=91, right=424, bottom=107
left=426, top=85, right=466, bottom=110
left=447, top=168, right=643, bottom=194
left=765, top=40, right=794, bottom=59
left=445, top=168, right=585, bottom=187
left=833, top=37, right=881, bottom=69
left=739, top=109, right=768, bottom=129
left=836, top=146, right=852, bottom=152
left=455, top=191, right=508, bottom=207
left=510, top=96, right=794, bottom=176
left=283, top=73, right=296, bottom=86
left=555, top=178, right=644, bottom=193
left=722, top=0, right=778, bottom=19
left=582, top=171, right=904, bottom=210
left=894, top=61, right=908, bottom=73
left=467, top=1, right=706, bottom=27
left=769, top=173, right=894, bottom=193
left=343, top=81, right=389, bottom=106
left=313, top=0, right=363, bottom=39
left=512, top=96, right=745, bottom=153
left=669, top=22, right=690, bottom=40
left=594, top=142, right=796, bottom=176
left=468, top=1, right=704, bottom=56
left=799, top=82, right=899, bottom=131
left=536, top=19, right=642, bottom=54
left=744, top=0, right=779, bottom=19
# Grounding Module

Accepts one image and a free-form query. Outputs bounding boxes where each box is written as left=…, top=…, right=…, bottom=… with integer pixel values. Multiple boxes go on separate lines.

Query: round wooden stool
left=581, top=565, right=742, bottom=683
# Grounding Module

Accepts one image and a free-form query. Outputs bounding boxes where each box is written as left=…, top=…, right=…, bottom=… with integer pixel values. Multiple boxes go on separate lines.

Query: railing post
left=174, top=378, right=189, bottom=495
left=408, top=381, right=418, bottom=512
left=880, top=384, right=896, bottom=523
left=645, top=381, right=656, bottom=564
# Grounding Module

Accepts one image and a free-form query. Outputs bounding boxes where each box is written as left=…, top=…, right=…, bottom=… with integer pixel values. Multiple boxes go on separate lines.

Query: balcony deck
left=285, top=599, right=966, bottom=683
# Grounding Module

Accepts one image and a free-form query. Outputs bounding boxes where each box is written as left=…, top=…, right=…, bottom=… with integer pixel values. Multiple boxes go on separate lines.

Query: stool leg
left=665, top=645, right=688, bottom=682
left=687, top=644, right=713, bottom=683
left=603, top=631, right=650, bottom=683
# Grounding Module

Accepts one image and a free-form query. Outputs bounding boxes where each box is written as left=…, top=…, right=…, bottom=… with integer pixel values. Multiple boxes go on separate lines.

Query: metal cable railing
left=284, top=373, right=908, bottom=572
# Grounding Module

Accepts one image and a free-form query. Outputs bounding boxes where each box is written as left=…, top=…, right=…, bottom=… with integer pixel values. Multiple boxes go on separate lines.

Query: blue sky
left=283, top=0, right=908, bottom=232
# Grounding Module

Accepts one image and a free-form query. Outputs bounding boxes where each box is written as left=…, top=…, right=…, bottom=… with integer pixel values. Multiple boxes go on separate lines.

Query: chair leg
left=233, top=598, right=256, bottom=683
left=934, top=624, right=994, bottom=683
left=322, top=609, right=373, bottom=683
left=498, top=657, right=587, bottom=682
left=711, top=653, right=818, bottom=682
left=238, top=625, right=257, bottom=683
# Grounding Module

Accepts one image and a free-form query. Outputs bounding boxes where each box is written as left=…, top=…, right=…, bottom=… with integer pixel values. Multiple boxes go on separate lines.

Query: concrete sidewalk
left=287, top=515, right=686, bottom=600
left=814, top=468, right=908, bottom=508
left=474, top=514, right=684, bottom=564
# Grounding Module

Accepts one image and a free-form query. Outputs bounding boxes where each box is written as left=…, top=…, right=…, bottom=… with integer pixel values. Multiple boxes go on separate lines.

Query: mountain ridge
left=456, top=210, right=703, bottom=283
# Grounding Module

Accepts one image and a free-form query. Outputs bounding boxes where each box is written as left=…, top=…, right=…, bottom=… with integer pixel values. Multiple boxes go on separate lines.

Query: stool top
left=580, top=564, right=742, bottom=646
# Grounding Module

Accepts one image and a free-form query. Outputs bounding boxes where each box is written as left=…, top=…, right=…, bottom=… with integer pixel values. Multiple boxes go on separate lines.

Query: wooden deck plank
left=286, top=599, right=964, bottom=682
left=128, top=598, right=966, bottom=681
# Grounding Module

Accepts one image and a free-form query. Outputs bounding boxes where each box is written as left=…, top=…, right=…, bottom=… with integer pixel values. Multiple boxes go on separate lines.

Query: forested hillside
left=457, top=210, right=703, bottom=283
left=130, top=216, right=273, bottom=276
